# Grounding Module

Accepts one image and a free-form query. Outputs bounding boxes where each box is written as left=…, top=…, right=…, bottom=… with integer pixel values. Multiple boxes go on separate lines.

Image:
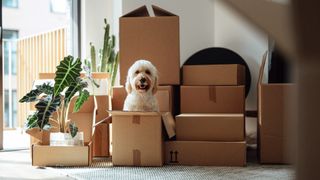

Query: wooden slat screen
left=17, top=28, right=67, bottom=127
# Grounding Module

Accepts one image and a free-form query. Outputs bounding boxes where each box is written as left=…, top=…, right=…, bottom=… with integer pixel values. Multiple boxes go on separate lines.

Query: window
left=3, top=0, right=18, bottom=8
left=50, top=0, right=68, bottom=14
left=3, top=30, right=18, bottom=75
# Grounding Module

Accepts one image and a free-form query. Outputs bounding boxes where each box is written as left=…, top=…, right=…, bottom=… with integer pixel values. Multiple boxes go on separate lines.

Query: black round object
left=184, top=47, right=251, bottom=97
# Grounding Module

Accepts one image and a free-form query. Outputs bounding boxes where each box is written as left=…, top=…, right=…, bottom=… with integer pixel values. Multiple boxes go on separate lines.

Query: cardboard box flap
left=109, top=111, right=160, bottom=116
left=68, top=96, right=98, bottom=144
left=152, top=5, right=177, bottom=16
left=122, top=5, right=149, bottom=17
left=258, top=52, right=268, bottom=85
left=161, top=112, right=176, bottom=139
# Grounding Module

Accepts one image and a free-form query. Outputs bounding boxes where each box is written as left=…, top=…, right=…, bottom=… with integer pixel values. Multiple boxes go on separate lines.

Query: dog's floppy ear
left=125, top=76, right=132, bottom=94
left=152, top=76, right=158, bottom=95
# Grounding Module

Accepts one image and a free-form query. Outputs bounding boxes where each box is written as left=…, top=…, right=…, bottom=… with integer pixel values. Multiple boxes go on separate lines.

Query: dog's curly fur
left=123, top=60, right=159, bottom=112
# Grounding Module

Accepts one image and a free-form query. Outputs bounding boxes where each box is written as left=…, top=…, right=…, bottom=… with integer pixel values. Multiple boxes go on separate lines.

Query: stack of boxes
left=111, top=5, right=180, bottom=166
left=165, top=64, right=247, bottom=166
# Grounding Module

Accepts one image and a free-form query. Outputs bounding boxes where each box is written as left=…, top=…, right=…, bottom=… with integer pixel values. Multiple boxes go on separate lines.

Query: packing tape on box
left=133, top=149, right=141, bottom=166
left=132, top=115, right=140, bottom=124
left=209, top=86, right=217, bottom=102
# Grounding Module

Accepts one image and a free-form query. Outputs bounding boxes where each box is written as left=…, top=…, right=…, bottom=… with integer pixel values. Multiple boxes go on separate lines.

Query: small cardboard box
left=176, top=114, right=244, bottom=141
left=181, top=86, right=245, bottom=113
left=165, top=141, right=246, bottom=166
left=112, top=86, right=175, bottom=113
left=258, top=53, right=296, bottom=164
left=183, top=64, right=245, bottom=85
left=31, top=96, right=97, bottom=166
left=119, top=5, right=180, bottom=85
left=111, top=111, right=164, bottom=166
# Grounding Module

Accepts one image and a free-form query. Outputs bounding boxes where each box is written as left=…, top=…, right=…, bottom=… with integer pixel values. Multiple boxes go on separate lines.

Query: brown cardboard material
left=176, top=114, right=244, bottom=141
left=112, top=86, right=174, bottom=113
left=183, top=64, right=245, bottom=85
left=31, top=96, right=97, bottom=166
left=119, top=5, right=180, bottom=85
left=165, top=141, right=246, bottom=166
left=181, top=86, right=245, bottom=113
left=258, top=53, right=296, bottom=164
left=111, top=111, right=163, bottom=166
left=161, top=112, right=176, bottom=139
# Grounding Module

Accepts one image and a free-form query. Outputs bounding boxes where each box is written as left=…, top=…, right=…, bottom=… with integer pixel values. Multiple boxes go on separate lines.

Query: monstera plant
left=19, top=56, right=90, bottom=142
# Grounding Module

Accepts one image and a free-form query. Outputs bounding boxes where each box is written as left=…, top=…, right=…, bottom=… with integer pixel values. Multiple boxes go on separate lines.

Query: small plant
left=84, top=18, right=119, bottom=96
left=20, top=56, right=90, bottom=137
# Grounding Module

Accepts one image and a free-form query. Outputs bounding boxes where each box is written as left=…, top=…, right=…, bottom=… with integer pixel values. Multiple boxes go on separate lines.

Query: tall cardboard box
left=112, top=86, right=175, bottom=113
left=258, top=53, right=296, bottom=164
left=112, top=111, right=163, bottom=166
left=181, top=86, right=245, bottom=113
left=176, top=114, right=244, bottom=141
left=31, top=96, right=97, bottom=166
left=120, top=5, right=180, bottom=85
left=165, top=141, right=246, bottom=166
left=183, top=64, right=245, bottom=85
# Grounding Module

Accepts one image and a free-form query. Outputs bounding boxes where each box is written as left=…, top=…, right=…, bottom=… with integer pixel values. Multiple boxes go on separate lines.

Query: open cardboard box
left=31, top=96, right=98, bottom=166
left=258, top=52, right=297, bottom=164
left=111, top=111, right=164, bottom=166
left=119, top=5, right=180, bottom=85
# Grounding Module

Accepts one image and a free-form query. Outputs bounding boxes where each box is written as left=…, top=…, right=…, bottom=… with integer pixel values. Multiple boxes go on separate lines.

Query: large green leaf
left=19, top=83, right=53, bottom=103
left=35, top=95, right=61, bottom=128
left=54, top=56, right=82, bottom=97
left=26, top=112, right=39, bottom=129
left=64, top=78, right=88, bottom=105
left=73, top=90, right=90, bottom=112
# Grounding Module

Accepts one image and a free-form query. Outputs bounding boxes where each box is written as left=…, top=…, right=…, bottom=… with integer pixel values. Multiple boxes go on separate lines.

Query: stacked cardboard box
left=165, top=64, right=247, bottom=166
left=111, top=5, right=180, bottom=166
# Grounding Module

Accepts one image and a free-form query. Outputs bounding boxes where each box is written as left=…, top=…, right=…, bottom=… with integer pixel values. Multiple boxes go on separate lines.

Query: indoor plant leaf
left=64, top=78, right=88, bottom=105
left=26, top=112, right=39, bottom=129
left=73, top=90, right=90, bottom=112
left=54, top=56, right=82, bottom=97
left=35, top=95, right=61, bottom=129
left=19, top=83, right=53, bottom=103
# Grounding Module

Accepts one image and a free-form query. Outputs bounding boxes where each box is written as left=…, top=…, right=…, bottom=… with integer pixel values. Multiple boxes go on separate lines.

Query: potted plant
left=20, top=55, right=91, bottom=146
left=83, top=18, right=119, bottom=97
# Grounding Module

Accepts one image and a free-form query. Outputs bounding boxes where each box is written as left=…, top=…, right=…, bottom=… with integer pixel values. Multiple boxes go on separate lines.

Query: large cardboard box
left=165, top=141, right=246, bottom=166
left=112, top=111, right=164, bottom=166
left=119, top=5, right=180, bottom=85
left=183, top=64, right=245, bottom=85
left=32, top=96, right=97, bottom=166
left=176, top=114, right=244, bottom=141
left=181, top=86, right=245, bottom=113
left=112, top=86, right=175, bottom=113
left=258, top=53, right=296, bottom=164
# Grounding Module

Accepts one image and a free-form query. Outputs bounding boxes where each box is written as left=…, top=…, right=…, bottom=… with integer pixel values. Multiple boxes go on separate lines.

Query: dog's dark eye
left=135, top=70, right=139, bottom=74
left=145, top=70, right=151, bottom=75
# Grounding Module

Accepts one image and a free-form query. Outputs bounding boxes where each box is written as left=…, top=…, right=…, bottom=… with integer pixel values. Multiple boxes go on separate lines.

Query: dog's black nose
left=140, top=77, right=146, bottom=83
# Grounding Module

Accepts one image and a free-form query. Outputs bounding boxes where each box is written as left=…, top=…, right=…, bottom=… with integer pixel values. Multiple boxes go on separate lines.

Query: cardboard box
left=111, top=111, right=163, bottom=166
left=165, top=141, right=246, bottom=166
left=176, top=114, right=244, bottom=141
left=119, top=5, right=180, bottom=85
left=181, top=86, right=245, bottom=113
left=92, top=96, right=110, bottom=157
left=31, top=96, right=97, bottom=166
left=258, top=53, right=296, bottom=164
left=112, top=86, right=175, bottom=113
left=183, top=64, right=245, bottom=85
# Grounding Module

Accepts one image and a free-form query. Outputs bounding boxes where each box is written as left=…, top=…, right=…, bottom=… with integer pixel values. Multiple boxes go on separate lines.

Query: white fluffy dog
left=123, top=60, right=159, bottom=112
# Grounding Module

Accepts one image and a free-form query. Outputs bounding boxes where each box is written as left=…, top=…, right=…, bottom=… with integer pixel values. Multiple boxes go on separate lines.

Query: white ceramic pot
left=50, top=132, right=84, bottom=146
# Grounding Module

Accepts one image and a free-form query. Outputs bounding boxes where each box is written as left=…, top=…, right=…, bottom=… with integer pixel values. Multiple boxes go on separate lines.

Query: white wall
left=122, top=0, right=215, bottom=66
left=213, top=0, right=269, bottom=110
